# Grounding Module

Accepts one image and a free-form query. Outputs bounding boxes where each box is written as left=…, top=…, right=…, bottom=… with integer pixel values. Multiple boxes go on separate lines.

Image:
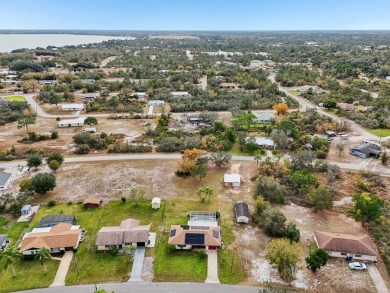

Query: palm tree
left=203, top=187, right=214, bottom=203
left=196, top=188, right=206, bottom=203
left=0, top=245, right=22, bottom=277
left=254, top=151, right=263, bottom=166
left=36, top=247, right=51, bottom=274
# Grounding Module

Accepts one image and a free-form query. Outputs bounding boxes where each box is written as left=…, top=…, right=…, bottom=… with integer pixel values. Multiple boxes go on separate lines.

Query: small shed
left=0, top=234, right=9, bottom=251
left=152, top=197, right=161, bottom=209
left=21, top=205, right=32, bottom=216
left=234, top=202, right=250, bottom=224
left=61, top=104, right=84, bottom=111
left=148, top=100, right=165, bottom=106
left=83, top=197, right=102, bottom=208
left=224, top=174, right=241, bottom=190
left=0, top=172, right=12, bottom=190
left=58, top=118, right=85, bottom=127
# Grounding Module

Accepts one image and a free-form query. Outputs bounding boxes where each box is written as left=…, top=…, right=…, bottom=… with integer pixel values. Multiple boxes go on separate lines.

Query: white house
left=171, top=91, right=189, bottom=97
left=61, top=104, right=84, bottom=111
left=81, top=79, right=95, bottom=84
left=224, top=174, right=241, bottom=190
left=234, top=202, right=250, bottom=224
left=315, top=231, right=378, bottom=262
left=21, top=205, right=32, bottom=216
left=254, top=112, right=275, bottom=123
left=298, top=85, right=328, bottom=94
left=152, top=197, right=161, bottom=209
left=58, top=118, right=85, bottom=128
left=38, top=80, right=57, bottom=85
left=0, top=172, right=12, bottom=190
left=148, top=100, right=165, bottom=106
left=79, top=93, right=96, bottom=99
left=246, top=137, right=275, bottom=149
left=131, top=92, right=147, bottom=99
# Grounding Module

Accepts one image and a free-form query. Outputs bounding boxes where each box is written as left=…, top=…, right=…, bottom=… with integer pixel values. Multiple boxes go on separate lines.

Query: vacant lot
left=4, top=95, right=25, bottom=102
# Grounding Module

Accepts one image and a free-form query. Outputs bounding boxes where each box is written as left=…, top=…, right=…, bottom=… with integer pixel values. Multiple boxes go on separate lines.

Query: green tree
left=196, top=187, right=213, bottom=203
left=256, top=176, right=285, bottom=203
left=237, top=131, right=248, bottom=151
left=290, top=171, right=317, bottom=191
left=262, top=208, right=287, bottom=237
left=31, top=173, right=56, bottom=194
left=279, top=120, right=299, bottom=139
left=191, top=164, right=207, bottom=181
left=305, top=248, right=329, bottom=272
left=210, top=153, right=232, bottom=167
left=46, top=152, right=64, bottom=165
left=285, top=223, right=300, bottom=243
left=129, top=187, right=146, bottom=207
left=48, top=93, right=63, bottom=107
left=27, top=153, right=42, bottom=170
left=323, top=99, right=336, bottom=109
left=36, top=247, right=52, bottom=274
left=17, top=115, right=36, bottom=132
left=350, top=192, right=385, bottom=226
left=0, top=245, right=22, bottom=277
left=84, top=116, right=98, bottom=127
left=254, top=150, right=266, bottom=166
left=266, top=238, right=301, bottom=282
left=19, top=178, right=32, bottom=192
left=48, top=160, right=60, bottom=172
left=305, top=187, right=333, bottom=212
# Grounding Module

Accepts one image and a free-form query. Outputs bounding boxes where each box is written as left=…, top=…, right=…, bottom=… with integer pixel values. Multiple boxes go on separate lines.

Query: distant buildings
left=58, top=118, right=85, bottom=127
left=61, top=104, right=84, bottom=111
left=336, top=102, right=355, bottom=111
left=350, top=140, right=381, bottom=159
left=254, top=112, right=275, bottom=123
left=297, top=85, right=329, bottom=94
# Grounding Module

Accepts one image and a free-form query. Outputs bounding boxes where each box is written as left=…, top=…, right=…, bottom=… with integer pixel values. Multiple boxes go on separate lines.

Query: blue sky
left=1, top=0, right=390, bottom=30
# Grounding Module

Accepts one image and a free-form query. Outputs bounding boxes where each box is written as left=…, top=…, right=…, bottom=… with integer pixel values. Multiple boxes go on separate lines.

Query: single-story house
left=83, top=197, right=102, bottom=208
left=79, top=93, right=96, bottom=99
left=81, top=79, right=95, bottom=84
left=58, top=118, right=85, bottom=127
left=315, top=231, right=378, bottom=261
left=61, top=104, right=84, bottom=111
left=234, top=202, right=250, bottom=224
left=37, top=214, right=77, bottom=228
left=297, top=85, right=328, bottom=94
left=152, top=197, right=161, bottom=209
left=325, top=130, right=337, bottom=137
left=219, top=82, right=239, bottom=89
left=20, top=223, right=82, bottom=256
left=95, top=218, right=151, bottom=251
left=0, top=234, right=9, bottom=251
left=131, top=92, right=146, bottom=99
left=254, top=112, right=275, bottom=123
left=0, top=172, right=12, bottom=190
left=38, top=80, right=57, bottom=85
left=246, top=137, right=275, bottom=149
left=83, top=127, right=96, bottom=133
left=350, top=141, right=381, bottom=159
left=21, top=205, right=32, bottom=216
left=224, top=174, right=241, bottom=190
left=171, top=91, right=189, bottom=97
left=168, top=225, right=221, bottom=250
left=336, top=102, right=355, bottom=111
left=148, top=100, right=165, bottom=106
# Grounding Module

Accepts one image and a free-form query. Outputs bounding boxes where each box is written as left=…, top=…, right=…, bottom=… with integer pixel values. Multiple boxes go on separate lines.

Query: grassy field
left=218, top=249, right=245, bottom=284
left=4, top=96, right=25, bottom=102
left=25, top=200, right=164, bottom=285
left=0, top=216, right=28, bottom=242
left=369, top=129, right=390, bottom=137
left=0, top=258, right=60, bottom=293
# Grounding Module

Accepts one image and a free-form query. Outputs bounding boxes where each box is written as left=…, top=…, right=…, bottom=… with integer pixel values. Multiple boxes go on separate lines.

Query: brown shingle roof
left=315, top=231, right=378, bottom=256
left=20, top=223, right=81, bottom=252
left=168, top=225, right=222, bottom=247
left=83, top=197, right=101, bottom=205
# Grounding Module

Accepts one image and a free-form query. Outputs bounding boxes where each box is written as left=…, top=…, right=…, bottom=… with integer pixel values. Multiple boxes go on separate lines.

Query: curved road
left=268, top=74, right=380, bottom=141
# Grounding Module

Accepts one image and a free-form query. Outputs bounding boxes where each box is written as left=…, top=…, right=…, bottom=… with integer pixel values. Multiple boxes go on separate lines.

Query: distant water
left=0, top=34, right=133, bottom=52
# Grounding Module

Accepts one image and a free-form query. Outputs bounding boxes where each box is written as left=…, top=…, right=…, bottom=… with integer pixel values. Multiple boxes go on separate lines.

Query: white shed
left=58, top=118, right=85, bottom=128
left=148, top=100, right=165, bottom=106
left=224, top=174, right=241, bottom=190
left=152, top=197, right=161, bottom=209
left=61, top=104, right=84, bottom=111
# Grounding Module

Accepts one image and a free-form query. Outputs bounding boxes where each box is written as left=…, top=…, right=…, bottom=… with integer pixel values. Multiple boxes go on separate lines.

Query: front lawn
left=0, top=216, right=28, bottom=242
left=368, top=129, right=390, bottom=137
left=4, top=96, right=25, bottom=102
left=0, top=258, right=59, bottom=293
left=218, top=249, right=245, bottom=284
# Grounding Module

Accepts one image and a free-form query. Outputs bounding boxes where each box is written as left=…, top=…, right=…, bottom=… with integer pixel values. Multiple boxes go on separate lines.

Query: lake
left=0, top=34, right=133, bottom=52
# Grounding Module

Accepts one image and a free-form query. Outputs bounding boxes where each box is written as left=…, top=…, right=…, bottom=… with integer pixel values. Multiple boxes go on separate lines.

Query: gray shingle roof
left=37, top=214, right=76, bottom=228
left=0, top=172, right=12, bottom=187
left=234, top=202, right=250, bottom=218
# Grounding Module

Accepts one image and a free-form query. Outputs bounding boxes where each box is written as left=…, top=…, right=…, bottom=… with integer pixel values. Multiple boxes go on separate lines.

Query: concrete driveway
left=205, top=250, right=220, bottom=284
left=367, top=264, right=389, bottom=293
left=50, top=251, right=74, bottom=287
left=129, top=247, right=145, bottom=282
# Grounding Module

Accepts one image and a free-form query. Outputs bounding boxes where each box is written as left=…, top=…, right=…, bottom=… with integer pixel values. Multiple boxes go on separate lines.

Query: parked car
left=349, top=262, right=367, bottom=270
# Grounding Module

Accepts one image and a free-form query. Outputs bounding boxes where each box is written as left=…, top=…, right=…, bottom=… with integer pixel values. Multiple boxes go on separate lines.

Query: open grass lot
left=369, top=128, right=390, bottom=137
left=0, top=258, right=59, bottom=293
left=4, top=95, right=25, bottom=102
left=28, top=200, right=164, bottom=285
left=218, top=250, right=245, bottom=284
left=0, top=216, right=28, bottom=242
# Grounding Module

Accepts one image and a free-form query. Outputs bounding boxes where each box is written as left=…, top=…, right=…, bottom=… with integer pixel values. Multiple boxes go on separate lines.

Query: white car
left=349, top=262, right=367, bottom=270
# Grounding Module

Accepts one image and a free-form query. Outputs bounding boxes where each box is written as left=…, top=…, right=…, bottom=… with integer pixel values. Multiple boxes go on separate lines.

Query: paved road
left=205, top=251, right=220, bottom=284
left=267, top=74, right=381, bottom=141
left=367, top=264, right=390, bottom=293
left=22, top=282, right=262, bottom=293
left=50, top=251, right=74, bottom=287
left=129, top=247, right=146, bottom=282
left=1, top=153, right=389, bottom=175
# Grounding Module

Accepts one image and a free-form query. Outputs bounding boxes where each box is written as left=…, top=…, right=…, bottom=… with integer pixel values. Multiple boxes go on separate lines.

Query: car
left=349, top=262, right=367, bottom=270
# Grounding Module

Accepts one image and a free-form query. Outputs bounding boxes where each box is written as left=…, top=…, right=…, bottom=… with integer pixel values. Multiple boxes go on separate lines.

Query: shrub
left=48, top=200, right=56, bottom=207
left=19, top=178, right=32, bottom=192
left=175, top=170, right=190, bottom=177
left=31, top=173, right=56, bottom=194
left=50, top=130, right=58, bottom=139
left=75, top=144, right=90, bottom=154
left=121, top=196, right=127, bottom=203
left=356, top=180, right=371, bottom=192
left=166, top=244, right=176, bottom=254
left=198, top=249, right=207, bottom=259
left=285, top=223, right=300, bottom=242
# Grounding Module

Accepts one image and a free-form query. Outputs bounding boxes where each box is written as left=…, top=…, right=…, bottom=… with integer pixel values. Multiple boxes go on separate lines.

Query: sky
left=1, top=0, right=390, bottom=31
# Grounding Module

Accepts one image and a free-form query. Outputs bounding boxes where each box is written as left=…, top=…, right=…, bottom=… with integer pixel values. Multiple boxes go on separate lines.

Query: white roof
left=171, top=91, right=189, bottom=96
left=255, top=112, right=275, bottom=120
left=224, top=174, right=240, bottom=183
left=30, top=225, right=80, bottom=234
left=61, top=104, right=84, bottom=109
left=149, top=100, right=164, bottom=105
left=152, top=197, right=161, bottom=204
left=58, top=118, right=85, bottom=125
left=132, top=92, right=146, bottom=96
left=254, top=137, right=274, bottom=146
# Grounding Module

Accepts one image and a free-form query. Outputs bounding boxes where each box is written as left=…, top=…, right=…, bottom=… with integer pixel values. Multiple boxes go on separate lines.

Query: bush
left=356, top=180, right=371, bottom=192
left=50, top=130, right=58, bottom=139
left=31, top=173, right=56, bottom=194
left=166, top=244, right=176, bottom=254
left=75, top=144, right=90, bottom=154
left=315, top=150, right=328, bottom=159
left=48, top=200, right=56, bottom=207
left=175, top=170, right=190, bottom=177
left=285, top=223, right=300, bottom=242
left=121, top=196, right=127, bottom=203
left=198, top=249, right=207, bottom=259
left=107, top=143, right=152, bottom=153
left=19, top=178, right=32, bottom=192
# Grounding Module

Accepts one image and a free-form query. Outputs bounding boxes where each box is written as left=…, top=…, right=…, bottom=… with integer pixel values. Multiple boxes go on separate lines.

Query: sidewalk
left=50, top=251, right=74, bottom=287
